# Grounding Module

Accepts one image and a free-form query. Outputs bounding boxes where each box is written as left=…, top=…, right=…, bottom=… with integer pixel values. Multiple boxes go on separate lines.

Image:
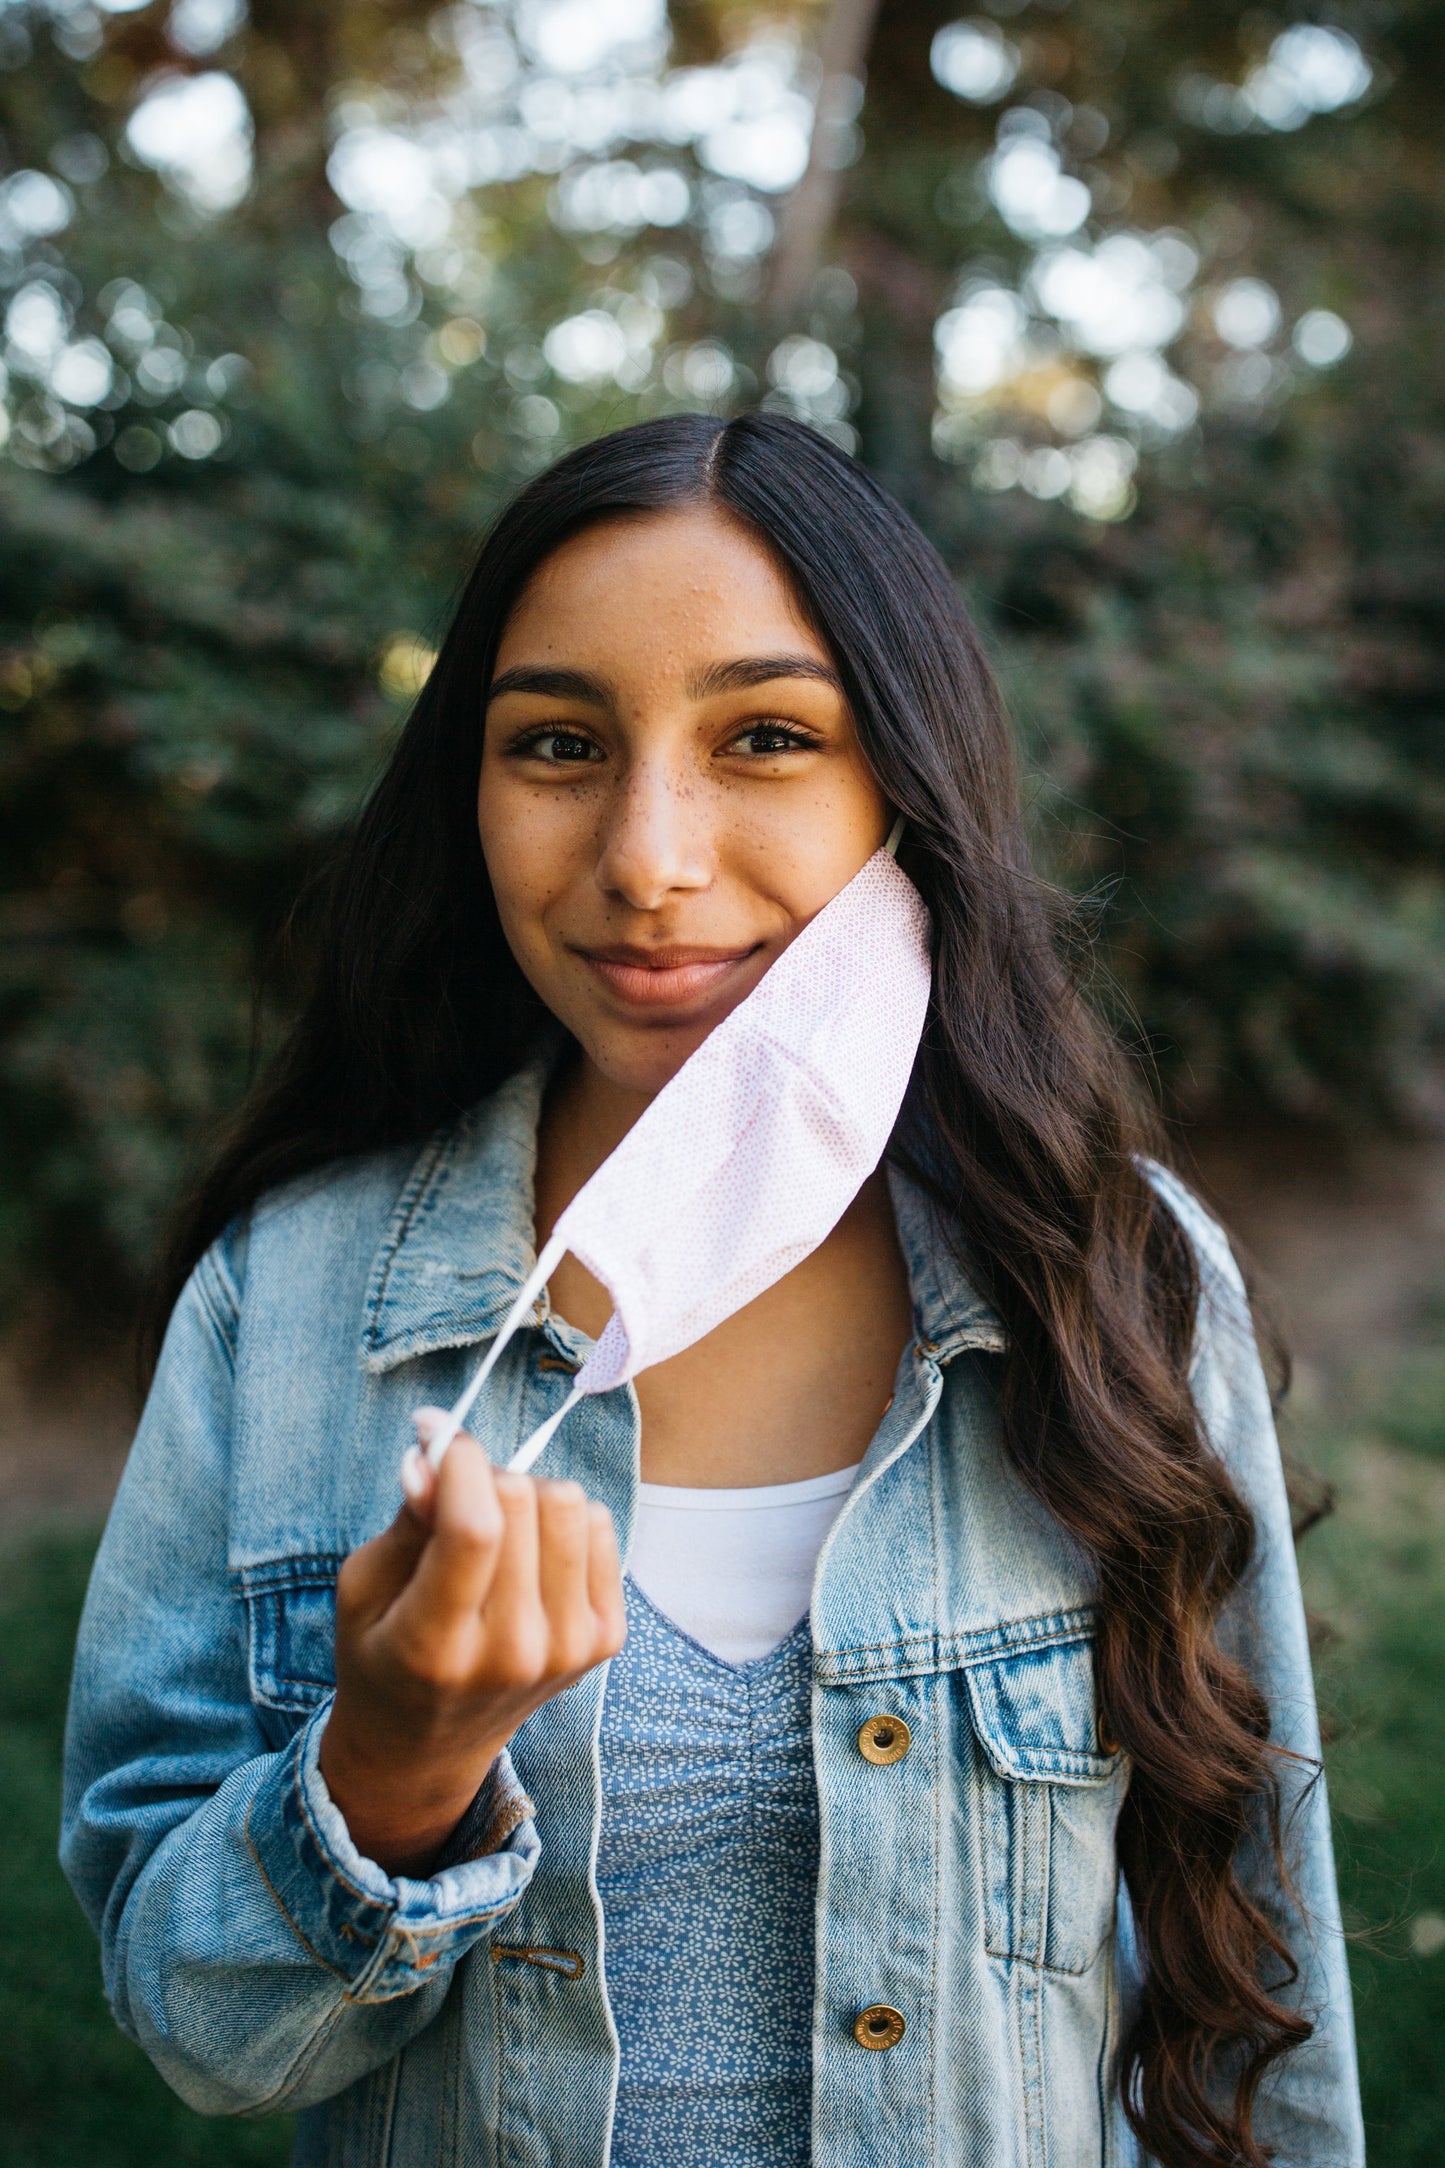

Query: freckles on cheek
left=482, top=791, right=598, bottom=944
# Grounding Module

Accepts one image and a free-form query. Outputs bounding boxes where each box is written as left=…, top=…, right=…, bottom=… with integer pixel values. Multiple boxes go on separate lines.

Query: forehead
left=493, top=504, right=828, bottom=673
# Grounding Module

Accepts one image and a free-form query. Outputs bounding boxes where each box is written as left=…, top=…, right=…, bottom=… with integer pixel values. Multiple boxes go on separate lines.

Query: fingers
left=478, top=1475, right=545, bottom=1681
left=402, top=1430, right=506, bottom=1637
left=587, top=1503, right=627, bottom=1660
left=484, top=1481, right=621, bottom=1683
left=337, top=1490, right=431, bottom=1629
left=535, top=1481, right=596, bottom=1675
left=400, top=1438, right=438, bottom=1524
left=356, top=1408, right=624, bottom=1703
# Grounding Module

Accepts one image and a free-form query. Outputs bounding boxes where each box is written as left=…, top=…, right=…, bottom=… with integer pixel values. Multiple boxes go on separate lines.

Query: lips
left=574, top=943, right=761, bottom=1012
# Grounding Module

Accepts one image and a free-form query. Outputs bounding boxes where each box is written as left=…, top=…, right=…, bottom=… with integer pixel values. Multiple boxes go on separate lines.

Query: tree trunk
left=764, top=0, right=884, bottom=327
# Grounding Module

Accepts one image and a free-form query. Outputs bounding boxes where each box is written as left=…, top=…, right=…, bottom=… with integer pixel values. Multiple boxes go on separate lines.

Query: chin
left=586, top=1023, right=713, bottom=1100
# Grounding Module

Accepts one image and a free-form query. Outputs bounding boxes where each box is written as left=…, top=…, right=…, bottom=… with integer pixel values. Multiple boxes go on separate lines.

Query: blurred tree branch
left=764, top=0, right=881, bottom=326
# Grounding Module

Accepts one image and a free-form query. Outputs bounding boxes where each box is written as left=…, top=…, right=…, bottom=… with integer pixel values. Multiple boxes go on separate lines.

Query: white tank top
left=627, top=1463, right=861, bottom=1666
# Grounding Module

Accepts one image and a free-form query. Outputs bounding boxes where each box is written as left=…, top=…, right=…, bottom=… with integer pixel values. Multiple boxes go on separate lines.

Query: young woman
left=62, top=413, right=1363, bottom=2168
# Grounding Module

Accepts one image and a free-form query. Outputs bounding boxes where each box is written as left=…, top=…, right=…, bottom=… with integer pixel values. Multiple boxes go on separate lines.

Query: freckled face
left=477, top=504, right=892, bottom=1098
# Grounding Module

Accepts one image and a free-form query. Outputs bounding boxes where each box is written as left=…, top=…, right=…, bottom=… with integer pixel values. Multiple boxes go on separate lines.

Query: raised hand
left=318, top=1409, right=626, bottom=1875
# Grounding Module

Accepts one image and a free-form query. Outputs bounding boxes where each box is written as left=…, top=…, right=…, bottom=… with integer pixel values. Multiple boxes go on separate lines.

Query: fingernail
left=413, top=1406, right=448, bottom=1442
left=400, top=1444, right=429, bottom=1503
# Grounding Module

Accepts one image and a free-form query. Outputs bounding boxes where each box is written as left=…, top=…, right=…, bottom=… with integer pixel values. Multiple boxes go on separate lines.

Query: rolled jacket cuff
left=245, top=1699, right=539, bottom=2002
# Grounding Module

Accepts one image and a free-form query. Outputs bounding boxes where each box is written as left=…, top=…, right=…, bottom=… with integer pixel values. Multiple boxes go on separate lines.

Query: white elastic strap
left=507, top=1382, right=585, bottom=1476
left=884, top=815, right=906, bottom=857
left=422, top=1230, right=567, bottom=1471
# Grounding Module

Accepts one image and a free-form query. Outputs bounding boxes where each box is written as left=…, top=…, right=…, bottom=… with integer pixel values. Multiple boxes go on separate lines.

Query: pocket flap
left=965, top=1634, right=1120, bottom=1785
left=237, top=1556, right=341, bottom=1713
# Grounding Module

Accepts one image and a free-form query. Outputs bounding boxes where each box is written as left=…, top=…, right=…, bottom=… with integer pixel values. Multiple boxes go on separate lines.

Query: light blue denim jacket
left=61, top=1060, right=1364, bottom=2167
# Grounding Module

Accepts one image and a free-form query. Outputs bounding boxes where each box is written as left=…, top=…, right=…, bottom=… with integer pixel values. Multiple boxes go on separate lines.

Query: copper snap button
left=854, top=2004, right=906, bottom=2051
left=857, top=1714, right=911, bottom=1766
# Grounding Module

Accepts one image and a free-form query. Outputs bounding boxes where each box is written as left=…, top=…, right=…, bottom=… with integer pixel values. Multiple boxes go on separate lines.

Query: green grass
left=0, top=1531, right=293, bottom=2168
left=2, top=1413, right=1442, bottom=2164
left=1298, top=1422, right=1445, bottom=2165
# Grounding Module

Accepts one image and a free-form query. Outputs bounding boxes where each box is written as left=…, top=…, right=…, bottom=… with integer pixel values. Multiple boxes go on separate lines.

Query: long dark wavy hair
left=155, top=412, right=1309, bottom=2163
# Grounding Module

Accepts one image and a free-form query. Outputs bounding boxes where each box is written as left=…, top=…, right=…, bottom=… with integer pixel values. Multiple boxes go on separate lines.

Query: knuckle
left=410, top=1655, right=467, bottom=1694
left=393, top=1631, right=471, bottom=1694
left=439, top=1507, right=503, bottom=1554
left=487, top=1621, right=547, bottom=1686
left=540, top=1478, right=587, bottom=1511
left=549, top=1625, right=593, bottom=1676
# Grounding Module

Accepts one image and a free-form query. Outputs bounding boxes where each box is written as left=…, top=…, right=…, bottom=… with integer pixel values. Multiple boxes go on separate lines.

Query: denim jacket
left=61, top=1060, right=1364, bottom=2167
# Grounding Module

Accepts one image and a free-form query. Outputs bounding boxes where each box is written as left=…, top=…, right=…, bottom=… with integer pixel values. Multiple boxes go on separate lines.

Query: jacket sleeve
left=60, top=1227, right=540, bottom=2118
left=1148, top=1166, right=1365, bottom=2168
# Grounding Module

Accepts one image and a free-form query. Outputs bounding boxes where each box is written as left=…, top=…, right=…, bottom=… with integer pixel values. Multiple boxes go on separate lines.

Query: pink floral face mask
left=423, top=823, right=932, bottom=1476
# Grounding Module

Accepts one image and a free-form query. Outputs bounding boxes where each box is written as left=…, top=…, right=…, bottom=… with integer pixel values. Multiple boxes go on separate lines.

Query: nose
left=594, top=759, right=711, bottom=911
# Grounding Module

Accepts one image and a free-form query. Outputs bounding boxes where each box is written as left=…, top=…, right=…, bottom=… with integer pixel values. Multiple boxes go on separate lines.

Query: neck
left=535, top=1049, right=655, bottom=1237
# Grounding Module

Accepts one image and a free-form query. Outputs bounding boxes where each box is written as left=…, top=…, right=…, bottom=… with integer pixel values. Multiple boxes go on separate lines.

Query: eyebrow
left=486, top=665, right=613, bottom=706
left=485, top=653, right=845, bottom=709
left=687, top=654, right=844, bottom=699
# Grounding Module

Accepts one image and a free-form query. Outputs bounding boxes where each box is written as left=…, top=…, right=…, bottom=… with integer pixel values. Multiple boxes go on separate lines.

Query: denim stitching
left=249, top=1992, right=356, bottom=2118
left=813, top=1605, right=1101, bottom=1683
left=362, top=1127, right=457, bottom=1350
left=290, top=1720, right=526, bottom=1935
left=244, top=1794, right=354, bottom=1984
left=192, top=1245, right=242, bottom=1363
left=235, top=1554, right=346, bottom=1594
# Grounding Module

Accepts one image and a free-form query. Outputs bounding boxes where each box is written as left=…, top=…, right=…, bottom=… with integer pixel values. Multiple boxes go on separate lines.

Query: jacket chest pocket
left=964, top=1633, right=1127, bottom=1976
left=236, top=1557, right=341, bottom=1747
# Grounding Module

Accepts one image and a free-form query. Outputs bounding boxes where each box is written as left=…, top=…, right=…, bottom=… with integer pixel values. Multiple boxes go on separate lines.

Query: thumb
left=337, top=1419, right=440, bottom=1625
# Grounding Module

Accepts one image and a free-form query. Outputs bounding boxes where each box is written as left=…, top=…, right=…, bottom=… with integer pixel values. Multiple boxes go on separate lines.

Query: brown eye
left=732, top=724, right=815, bottom=756
left=523, top=730, right=603, bottom=764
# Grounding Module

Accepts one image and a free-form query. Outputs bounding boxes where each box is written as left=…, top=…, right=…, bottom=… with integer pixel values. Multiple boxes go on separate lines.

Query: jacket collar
left=886, top=1165, right=1007, bottom=1364
left=360, top=1057, right=1006, bottom=1376
left=360, top=1058, right=556, bottom=1376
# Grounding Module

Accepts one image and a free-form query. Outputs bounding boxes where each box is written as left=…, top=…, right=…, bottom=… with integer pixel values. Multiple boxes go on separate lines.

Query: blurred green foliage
left=0, top=0, right=1441, bottom=1317
left=0, top=1528, right=293, bottom=2164
left=1298, top=1417, right=1445, bottom=2165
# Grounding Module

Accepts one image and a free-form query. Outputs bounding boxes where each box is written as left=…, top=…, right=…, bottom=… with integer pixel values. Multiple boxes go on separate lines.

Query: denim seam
left=244, top=1793, right=357, bottom=1986
left=192, top=1247, right=242, bottom=1364
left=442, top=1970, right=466, bottom=2168
left=1095, top=1936, right=1118, bottom=2163
left=814, top=1606, right=1101, bottom=1681
left=1010, top=1782, right=1047, bottom=2168
left=365, top=2055, right=400, bottom=2166
left=985, top=1946, right=1111, bottom=1982
left=927, top=1666, right=941, bottom=2164
left=1022, top=1954, right=1045, bottom=2168
left=363, top=1127, right=456, bottom=1351
left=922, top=1429, right=940, bottom=2167
left=235, top=1554, right=346, bottom=1595
left=248, top=1994, right=357, bottom=2119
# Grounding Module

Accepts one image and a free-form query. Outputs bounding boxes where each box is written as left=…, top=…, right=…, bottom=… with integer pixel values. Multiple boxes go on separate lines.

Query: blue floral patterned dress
left=595, top=1579, right=818, bottom=2167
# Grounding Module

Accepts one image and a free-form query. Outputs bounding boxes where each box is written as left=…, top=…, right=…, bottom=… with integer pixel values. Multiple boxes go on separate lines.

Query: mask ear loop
left=507, top=1386, right=584, bottom=1476
left=884, top=815, right=906, bottom=857
left=416, top=1232, right=602, bottom=1478
left=420, top=1230, right=567, bottom=1472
